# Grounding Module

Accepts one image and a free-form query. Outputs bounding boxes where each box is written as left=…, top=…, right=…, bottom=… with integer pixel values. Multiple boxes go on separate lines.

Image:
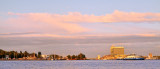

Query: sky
left=0, top=0, right=160, bottom=58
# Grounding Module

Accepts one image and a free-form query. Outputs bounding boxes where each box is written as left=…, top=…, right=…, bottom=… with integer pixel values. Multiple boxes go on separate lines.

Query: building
left=27, top=53, right=37, bottom=60
left=101, top=45, right=125, bottom=60
left=148, top=53, right=153, bottom=58
left=97, top=55, right=101, bottom=60
left=41, top=55, right=48, bottom=60
left=100, top=55, right=115, bottom=60
left=100, top=45, right=125, bottom=60
left=146, top=53, right=154, bottom=60
left=110, top=46, right=124, bottom=56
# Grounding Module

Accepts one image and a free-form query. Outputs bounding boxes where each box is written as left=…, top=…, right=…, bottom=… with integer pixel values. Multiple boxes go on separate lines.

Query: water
left=0, top=60, right=160, bottom=69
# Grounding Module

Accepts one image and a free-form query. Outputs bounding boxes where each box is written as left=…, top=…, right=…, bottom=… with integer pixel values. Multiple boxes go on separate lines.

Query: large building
left=110, top=46, right=124, bottom=56
left=100, top=45, right=125, bottom=60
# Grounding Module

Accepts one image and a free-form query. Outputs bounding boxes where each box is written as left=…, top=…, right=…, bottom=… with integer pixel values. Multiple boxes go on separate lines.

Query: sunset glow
left=0, top=0, right=160, bottom=58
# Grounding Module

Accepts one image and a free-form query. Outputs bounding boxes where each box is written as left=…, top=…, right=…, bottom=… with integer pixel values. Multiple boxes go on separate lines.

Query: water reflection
left=0, top=60, right=160, bottom=69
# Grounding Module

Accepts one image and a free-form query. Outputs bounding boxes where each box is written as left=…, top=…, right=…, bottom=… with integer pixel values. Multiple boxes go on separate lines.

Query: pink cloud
left=6, top=10, right=160, bottom=34
left=0, top=32, right=158, bottom=38
left=7, top=12, right=90, bottom=33
left=50, top=10, right=160, bottom=23
left=8, top=10, right=160, bottom=23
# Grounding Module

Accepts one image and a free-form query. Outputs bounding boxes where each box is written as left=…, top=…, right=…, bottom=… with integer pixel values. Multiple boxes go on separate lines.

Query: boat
left=123, top=54, right=145, bottom=60
left=116, top=57, right=124, bottom=60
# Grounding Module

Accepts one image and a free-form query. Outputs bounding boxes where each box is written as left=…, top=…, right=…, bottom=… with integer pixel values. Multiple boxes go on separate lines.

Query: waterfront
left=0, top=60, right=160, bottom=69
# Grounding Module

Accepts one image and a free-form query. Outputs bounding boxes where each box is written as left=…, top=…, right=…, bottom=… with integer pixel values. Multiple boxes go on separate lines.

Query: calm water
left=0, top=60, right=160, bottom=69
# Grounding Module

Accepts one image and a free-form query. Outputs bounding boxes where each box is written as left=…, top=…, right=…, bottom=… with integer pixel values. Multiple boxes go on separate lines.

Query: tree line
left=0, top=49, right=42, bottom=59
left=0, top=49, right=87, bottom=60
left=67, top=53, right=86, bottom=60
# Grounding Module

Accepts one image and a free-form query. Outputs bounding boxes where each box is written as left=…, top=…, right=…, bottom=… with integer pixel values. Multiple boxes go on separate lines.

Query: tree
left=67, top=55, right=71, bottom=60
left=18, top=51, right=23, bottom=58
left=55, top=55, right=59, bottom=59
left=9, top=51, right=15, bottom=59
left=35, top=53, right=37, bottom=57
left=15, top=51, right=18, bottom=59
left=0, top=49, right=6, bottom=58
left=20, top=51, right=23, bottom=58
left=38, top=52, right=42, bottom=58
left=77, top=53, right=86, bottom=60
left=72, top=55, right=76, bottom=59
left=24, top=51, right=29, bottom=57
left=60, top=56, right=63, bottom=59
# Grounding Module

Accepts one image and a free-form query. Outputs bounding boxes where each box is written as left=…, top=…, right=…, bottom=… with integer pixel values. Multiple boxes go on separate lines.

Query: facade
left=110, top=46, right=124, bottom=56
left=97, top=55, right=101, bottom=60
left=101, top=46, right=125, bottom=60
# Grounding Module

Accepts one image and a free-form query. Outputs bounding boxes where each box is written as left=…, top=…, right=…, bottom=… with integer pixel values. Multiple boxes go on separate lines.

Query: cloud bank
left=8, top=10, right=160, bottom=23
left=1, top=10, right=160, bottom=57
left=3, top=10, right=160, bottom=35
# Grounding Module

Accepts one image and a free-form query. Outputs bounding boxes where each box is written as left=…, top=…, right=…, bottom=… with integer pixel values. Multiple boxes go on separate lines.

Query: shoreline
left=0, top=59, right=160, bottom=61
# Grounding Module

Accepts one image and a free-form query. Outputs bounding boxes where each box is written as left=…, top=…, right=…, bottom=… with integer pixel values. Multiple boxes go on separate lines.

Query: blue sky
left=1, top=0, right=160, bottom=14
left=0, top=0, right=160, bottom=58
